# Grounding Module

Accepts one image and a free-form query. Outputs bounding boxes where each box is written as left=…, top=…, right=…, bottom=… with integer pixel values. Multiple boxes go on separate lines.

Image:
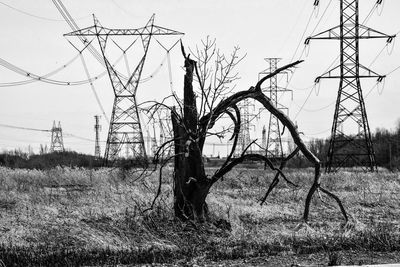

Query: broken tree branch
left=260, top=147, right=301, bottom=205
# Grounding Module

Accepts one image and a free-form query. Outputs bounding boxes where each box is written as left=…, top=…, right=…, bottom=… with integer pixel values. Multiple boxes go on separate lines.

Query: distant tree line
left=0, top=150, right=102, bottom=169
left=0, top=149, right=149, bottom=169
left=287, top=122, right=400, bottom=171
left=1, top=122, right=399, bottom=170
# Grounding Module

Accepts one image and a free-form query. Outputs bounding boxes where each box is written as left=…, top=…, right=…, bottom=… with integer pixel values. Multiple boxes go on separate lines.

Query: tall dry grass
left=0, top=166, right=399, bottom=265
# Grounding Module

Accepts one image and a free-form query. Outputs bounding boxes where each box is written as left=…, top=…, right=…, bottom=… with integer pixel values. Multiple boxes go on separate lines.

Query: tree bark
left=172, top=53, right=210, bottom=222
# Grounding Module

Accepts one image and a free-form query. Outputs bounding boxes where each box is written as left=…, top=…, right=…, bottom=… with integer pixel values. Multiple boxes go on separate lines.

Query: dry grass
left=0, top=166, right=399, bottom=266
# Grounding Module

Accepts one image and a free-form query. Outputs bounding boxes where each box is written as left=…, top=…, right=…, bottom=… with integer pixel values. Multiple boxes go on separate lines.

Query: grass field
left=0, top=166, right=399, bottom=266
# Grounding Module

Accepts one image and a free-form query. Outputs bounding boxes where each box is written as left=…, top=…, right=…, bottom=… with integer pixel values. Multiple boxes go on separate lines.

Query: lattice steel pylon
left=94, top=115, right=101, bottom=158
left=155, top=106, right=174, bottom=159
left=259, top=58, right=291, bottom=160
left=50, top=121, right=64, bottom=153
left=306, top=0, right=395, bottom=172
left=236, top=99, right=255, bottom=156
left=65, top=15, right=183, bottom=165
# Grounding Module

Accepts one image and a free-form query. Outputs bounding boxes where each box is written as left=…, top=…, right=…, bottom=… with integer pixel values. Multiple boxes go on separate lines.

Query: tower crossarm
left=305, top=26, right=395, bottom=43
left=358, top=25, right=396, bottom=41
left=305, top=26, right=341, bottom=44
left=315, top=64, right=385, bottom=83
left=64, top=23, right=184, bottom=37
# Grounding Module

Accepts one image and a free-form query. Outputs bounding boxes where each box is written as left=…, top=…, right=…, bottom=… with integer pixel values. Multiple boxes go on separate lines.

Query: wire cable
left=293, top=84, right=315, bottom=120
left=280, top=0, right=335, bottom=103
left=275, top=1, right=308, bottom=56
left=386, top=64, right=400, bottom=76
left=111, top=0, right=137, bottom=18
left=0, top=56, right=107, bottom=86
left=304, top=128, right=331, bottom=136
left=292, top=98, right=336, bottom=113
left=289, top=5, right=317, bottom=63
left=308, top=0, right=334, bottom=39
left=64, top=132, right=95, bottom=142
left=52, top=0, right=119, bottom=79
left=79, top=53, right=110, bottom=123
left=0, top=53, right=80, bottom=87
left=0, top=1, right=90, bottom=22
left=0, top=123, right=50, bottom=132
left=0, top=122, right=98, bottom=143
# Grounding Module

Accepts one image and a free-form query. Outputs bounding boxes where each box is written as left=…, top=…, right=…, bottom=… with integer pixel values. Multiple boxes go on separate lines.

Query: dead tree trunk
left=166, top=44, right=348, bottom=224
left=171, top=54, right=211, bottom=222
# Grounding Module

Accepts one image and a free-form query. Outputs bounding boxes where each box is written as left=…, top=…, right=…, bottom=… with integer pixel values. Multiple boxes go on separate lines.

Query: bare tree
left=151, top=39, right=348, bottom=224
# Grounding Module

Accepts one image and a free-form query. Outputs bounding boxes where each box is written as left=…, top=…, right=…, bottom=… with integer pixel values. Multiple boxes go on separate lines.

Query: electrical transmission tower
left=156, top=107, right=174, bottom=159
left=306, top=0, right=395, bottom=172
left=50, top=121, right=64, bottom=153
left=259, top=58, right=291, bottom=160
left=65, top=15, right=183, bottom=165
left=236, top=99, right=255, bottom=156
left=94, top=115, right=101, bottom=158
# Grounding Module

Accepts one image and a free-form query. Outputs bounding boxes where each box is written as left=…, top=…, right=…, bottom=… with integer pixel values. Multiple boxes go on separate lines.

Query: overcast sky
left=0, top=0, right=399, bottom=156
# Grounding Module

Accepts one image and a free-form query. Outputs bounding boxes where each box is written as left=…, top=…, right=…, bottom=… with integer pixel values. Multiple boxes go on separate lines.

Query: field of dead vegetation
left=0, top=166, right=399, bottom=266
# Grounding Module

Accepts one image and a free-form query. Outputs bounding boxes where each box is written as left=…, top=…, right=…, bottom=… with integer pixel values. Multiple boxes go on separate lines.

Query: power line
left=111, top=0, right=137, bottom=18
left=309, top=0, right=334, bottom=37
left=275, top=1, right=308, bottom=56
left=63, top=132, right=94, bottom=142
left=293, top=85, right=314, bottom=120
left=0, top=122, right=97, bottom=143
left=53, top=0, right=129, bottom=81
left=289, top=4, right=318, bottom=63
left=304, top=128, right=331, bottom=136
left=79, top=53, right=110, bottom=123
left=293, top=99, right=335, bottom=113
left=0, top=53, right=80, bottom=87
left=386, top=64, right=400, bottom=76
left=0, top=56, right=107, bottom=86
left=0, top=123, right=50, bottom=132
left=0, top=1, right=90, bottom=22
left=280, top=0, right=335, bottom=105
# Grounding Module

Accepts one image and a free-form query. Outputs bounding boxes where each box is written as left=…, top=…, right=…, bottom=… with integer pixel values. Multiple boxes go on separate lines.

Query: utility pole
left=261, top=125, right=266, bottom=149
left=151, top=125, right=158, bottom=157
left=65, top=15, right=183, bottom=166
left=305, top=0, right=395, bottom=172
left=94, top=115, right=101, bottom=158
left=50, top=121, right=64, bottom=153
left=259, top=58, right=291, bottom=160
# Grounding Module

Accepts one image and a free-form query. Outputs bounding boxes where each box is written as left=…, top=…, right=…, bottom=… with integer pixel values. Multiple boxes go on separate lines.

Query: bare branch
left=260, top=147, right=301, bottom=205
left=256, top=60, right=303, bottom=90
left=319, top=186, right=348, bottom=222
left=212, top=153, right=293, bottom=185
left=180, top=39, right=187, bottom=59
left=152, top=138, right=178, bottom=164
left=143, top=153, right=183, bottom=213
